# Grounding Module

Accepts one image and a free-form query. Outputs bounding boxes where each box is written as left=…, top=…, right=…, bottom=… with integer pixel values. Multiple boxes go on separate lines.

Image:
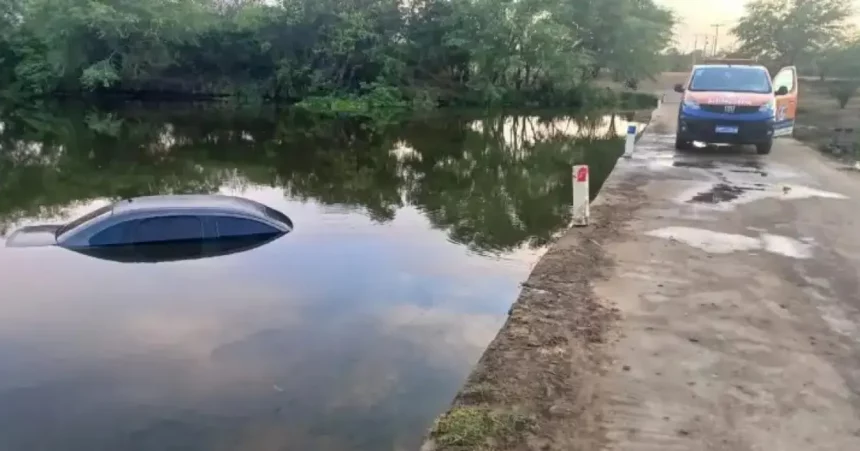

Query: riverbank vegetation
left=0, top=0, right=674, bottom=108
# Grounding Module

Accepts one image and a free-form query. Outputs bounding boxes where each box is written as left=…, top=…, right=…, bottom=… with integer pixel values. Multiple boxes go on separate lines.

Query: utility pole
left=711, top=23, right=723, bottom=57
left=692, top=35, right=699, bottom=65
left=691, top=34, right=708, bottom=64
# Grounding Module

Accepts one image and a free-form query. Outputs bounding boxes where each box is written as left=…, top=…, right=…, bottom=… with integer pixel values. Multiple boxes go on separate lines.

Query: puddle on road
left=646, top=226, right=813, bottom=259
left=657, top=148, right=850, bottom=208
left=681, top=183, right=849, bottom=208
left=672, top=160, right=717, bottom=170
left=688, top=183, right=762, bottom=204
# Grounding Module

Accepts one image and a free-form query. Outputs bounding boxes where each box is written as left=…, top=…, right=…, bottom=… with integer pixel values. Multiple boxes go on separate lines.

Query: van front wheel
left=756, top=140, right=773, bottom=155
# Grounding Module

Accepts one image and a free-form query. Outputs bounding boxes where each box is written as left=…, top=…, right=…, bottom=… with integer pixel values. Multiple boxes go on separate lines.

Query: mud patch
left=729, top=168, right=768, bottom=177
left=738, top=160, right=764, bottom=169
left=689, top=183, right=764, bottom=204
left=673, top=160, right=717, bottom=169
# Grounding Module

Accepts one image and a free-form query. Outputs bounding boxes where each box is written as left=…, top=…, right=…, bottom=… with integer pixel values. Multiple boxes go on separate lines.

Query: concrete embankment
left=424, top=92, right=860, bottom=450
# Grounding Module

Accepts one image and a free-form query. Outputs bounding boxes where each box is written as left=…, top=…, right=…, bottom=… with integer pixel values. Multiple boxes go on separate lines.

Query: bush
left=828, top=81, right=860, bottom=109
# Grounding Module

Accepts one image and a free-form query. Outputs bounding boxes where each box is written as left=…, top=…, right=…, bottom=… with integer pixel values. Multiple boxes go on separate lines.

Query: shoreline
left=420, top=93, right=668, bottom=451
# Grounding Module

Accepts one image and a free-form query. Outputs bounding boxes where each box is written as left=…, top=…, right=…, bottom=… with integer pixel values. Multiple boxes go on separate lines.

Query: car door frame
left=773, top=66, right=798, bottom=138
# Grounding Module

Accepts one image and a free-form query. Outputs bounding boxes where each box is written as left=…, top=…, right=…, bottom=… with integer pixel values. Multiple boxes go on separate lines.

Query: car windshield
left=55, top=203, right=114, bottom=238
left=689, top=67, right=772, bottom=94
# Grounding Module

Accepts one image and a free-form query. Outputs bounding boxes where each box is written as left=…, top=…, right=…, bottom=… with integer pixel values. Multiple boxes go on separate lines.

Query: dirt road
left=424, top=90, right=860, bottom=451
left=600, top=92, right=860, bottom=450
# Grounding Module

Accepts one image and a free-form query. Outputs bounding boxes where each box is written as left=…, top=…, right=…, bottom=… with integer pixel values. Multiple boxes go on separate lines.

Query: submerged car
left=5, top=194, right=294, bottom=249
left=68, top=233, right=283, bottom=263
left=673, top=60, right=798, bottom=154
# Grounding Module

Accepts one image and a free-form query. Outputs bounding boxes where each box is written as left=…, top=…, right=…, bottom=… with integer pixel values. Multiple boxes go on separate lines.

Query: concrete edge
left=420, top=99, right=669, bottom=450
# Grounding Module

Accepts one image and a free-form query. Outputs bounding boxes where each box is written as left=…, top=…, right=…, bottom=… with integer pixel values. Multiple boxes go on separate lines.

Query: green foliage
left=429, top=407, right=534, bottom=448
left=572, top=0, right=675, bottom=82
left=733, top=0, right=853, bottom=67
left=295, top=82, right=410, bottom=121
left=812, top=38, right=860, bottom=80
left=80, top=59, right=120, bottom=90
left=660, top=48, right=695, bottom=73
left=1, top=0, right=674, bottom=107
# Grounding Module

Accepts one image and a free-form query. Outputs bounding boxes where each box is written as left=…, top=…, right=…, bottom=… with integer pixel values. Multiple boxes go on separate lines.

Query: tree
left=0, top=0, right=23, bottom=86
left=817, top=37, right=860, bottom=79
left=0, top=0, right=675, bottom=106
left=660, top=48, right=694, bottom=72
left=567, top=0, right=674, bottom=83
left=733, top=0, right=852, bottom=69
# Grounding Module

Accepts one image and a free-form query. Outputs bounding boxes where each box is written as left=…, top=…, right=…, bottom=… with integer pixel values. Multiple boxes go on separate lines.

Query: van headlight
left=682, top=98, right=701, bottom=110
left=759, top=100, right=776, bottom=114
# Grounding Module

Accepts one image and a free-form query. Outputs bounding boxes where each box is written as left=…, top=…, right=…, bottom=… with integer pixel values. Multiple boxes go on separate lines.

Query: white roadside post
left=623, top=124, right=636, bottom=158
left=572, top=165, right=589, bottom=227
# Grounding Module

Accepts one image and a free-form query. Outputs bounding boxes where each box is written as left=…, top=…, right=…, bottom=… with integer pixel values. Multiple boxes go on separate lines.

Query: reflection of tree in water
left=0, top=107, right=225, bottom=233
left=0, top=105, right=628, bottom=253
left=400, top=114, right=624, bottom=253
left=271, top=118, right=405, bottom=223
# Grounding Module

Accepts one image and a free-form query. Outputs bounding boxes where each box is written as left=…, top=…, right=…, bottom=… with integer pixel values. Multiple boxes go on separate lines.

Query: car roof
left=693, top=64, right=768, bottom=71
left=111, top=194, right=266, bottom=217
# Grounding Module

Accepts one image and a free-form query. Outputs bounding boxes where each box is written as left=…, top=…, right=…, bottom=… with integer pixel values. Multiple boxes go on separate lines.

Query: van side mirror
left=776, top=86, right=789, bottom=96
left=673, top=83, right=685, bottom=93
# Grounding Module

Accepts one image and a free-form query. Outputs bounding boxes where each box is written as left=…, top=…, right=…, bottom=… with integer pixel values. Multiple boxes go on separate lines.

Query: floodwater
left=0, top=103, right=644, bottom=451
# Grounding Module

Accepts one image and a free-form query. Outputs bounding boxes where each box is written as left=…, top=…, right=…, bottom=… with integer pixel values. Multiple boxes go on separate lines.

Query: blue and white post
left=572, top=165, right=589, bottom=227
left=623, top=124, right=637, bottom=158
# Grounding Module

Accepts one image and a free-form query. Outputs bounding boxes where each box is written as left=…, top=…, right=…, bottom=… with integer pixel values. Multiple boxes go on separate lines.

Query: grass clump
left=826, top=80, right=860, bottom=109
left=430, top=406, right=534, bottom=449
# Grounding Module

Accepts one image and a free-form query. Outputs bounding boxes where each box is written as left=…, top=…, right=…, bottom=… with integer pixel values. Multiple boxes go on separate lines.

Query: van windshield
left=689, top=67, right=772, bottom=94
left=55, top=204, right=114, bottom=238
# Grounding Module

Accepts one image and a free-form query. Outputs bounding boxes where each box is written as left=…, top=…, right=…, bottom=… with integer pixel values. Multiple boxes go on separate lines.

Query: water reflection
left=0, top=105, right=642, bottom=253
left=0, top=104, right=642, bottom=450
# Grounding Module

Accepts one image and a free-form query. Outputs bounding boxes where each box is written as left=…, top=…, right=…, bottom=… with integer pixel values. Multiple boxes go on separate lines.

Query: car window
left=216, top=216, right=280, bottom=238
left=773, top=69, right=795, bottom=93
left=56, top=203, right=114, bottom=238
left=133, top=216, right=204, bottom=243
left=89, top=220, right=138, bottom=246
left=689, top=67, right=772, bottom=94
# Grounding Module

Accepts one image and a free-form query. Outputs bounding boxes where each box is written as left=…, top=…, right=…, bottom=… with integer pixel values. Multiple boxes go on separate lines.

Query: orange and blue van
left=673, top=60, right=798, bottom=154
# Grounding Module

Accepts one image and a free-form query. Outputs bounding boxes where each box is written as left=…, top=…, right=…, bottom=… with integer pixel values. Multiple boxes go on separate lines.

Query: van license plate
left=715, top=125, right=739, bottom=134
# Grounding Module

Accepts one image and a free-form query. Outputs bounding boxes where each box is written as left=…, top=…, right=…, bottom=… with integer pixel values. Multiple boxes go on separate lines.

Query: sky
left=658, top=0, right=860, bottom=52
left=657, top=0, right=747, bottom=52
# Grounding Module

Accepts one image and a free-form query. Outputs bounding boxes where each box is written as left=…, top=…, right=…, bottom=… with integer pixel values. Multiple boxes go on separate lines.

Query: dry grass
left=795, top=80, right=860, bottom=157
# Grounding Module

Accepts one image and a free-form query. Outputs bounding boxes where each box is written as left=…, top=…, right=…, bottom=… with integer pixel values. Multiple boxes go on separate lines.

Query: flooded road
left=0, top=104, right=643, bottom=450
